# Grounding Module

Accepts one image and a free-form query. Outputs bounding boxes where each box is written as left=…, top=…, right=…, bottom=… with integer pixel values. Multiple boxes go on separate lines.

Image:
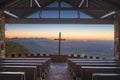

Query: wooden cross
left=54, top=32, right=65, bottom=56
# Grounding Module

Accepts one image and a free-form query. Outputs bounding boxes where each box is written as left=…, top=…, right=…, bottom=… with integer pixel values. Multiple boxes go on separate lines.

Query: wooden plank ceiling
left=0, top=0, right=120, bottom=24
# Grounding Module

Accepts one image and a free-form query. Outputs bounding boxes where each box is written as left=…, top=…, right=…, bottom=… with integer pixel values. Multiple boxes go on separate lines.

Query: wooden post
left=0, top=11, right=5, bottom=58
left=58, top=0, right=61, bottom=19
left=114, top=11, right=120, bottom=60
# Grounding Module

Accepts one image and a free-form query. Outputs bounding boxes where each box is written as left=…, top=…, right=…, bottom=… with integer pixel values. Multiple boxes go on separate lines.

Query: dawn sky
left=5, top=24, right=114, bottom=40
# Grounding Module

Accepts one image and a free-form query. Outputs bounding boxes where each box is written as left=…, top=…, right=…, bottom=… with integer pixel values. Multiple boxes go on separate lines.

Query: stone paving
left=44, top=62, right=72, bottom=80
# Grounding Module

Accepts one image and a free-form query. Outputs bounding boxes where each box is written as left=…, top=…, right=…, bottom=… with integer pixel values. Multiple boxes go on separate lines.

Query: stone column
left=0, top=12, right=5, bottom=58
left=114, top=11, right=120, bottom=60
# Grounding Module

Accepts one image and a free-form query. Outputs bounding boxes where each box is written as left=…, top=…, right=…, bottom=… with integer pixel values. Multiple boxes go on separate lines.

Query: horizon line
left=5, top=37, right=114, bottom=41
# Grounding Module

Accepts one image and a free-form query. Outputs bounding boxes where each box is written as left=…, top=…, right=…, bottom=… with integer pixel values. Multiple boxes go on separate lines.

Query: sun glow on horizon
left=5, top=24, right=114, bottom=40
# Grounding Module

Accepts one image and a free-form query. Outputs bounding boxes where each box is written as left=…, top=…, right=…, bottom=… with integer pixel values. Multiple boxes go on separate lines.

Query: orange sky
left=5, top=24, right=114, bottom=40
left=6, top=31, right=114, bottom=40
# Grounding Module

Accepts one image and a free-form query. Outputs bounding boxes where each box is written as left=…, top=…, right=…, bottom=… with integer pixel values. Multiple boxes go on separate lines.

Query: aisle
left=44, top=62, right=72, bottom=80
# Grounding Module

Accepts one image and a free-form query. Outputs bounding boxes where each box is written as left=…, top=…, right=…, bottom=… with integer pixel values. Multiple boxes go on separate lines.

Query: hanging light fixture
left=34, top=0, right=41, bottom=7
left=30, top=0, right=41, bottom=7
left=4, top=10, right=19, bottom=18
left=101, top=11, right=116, bottom=19
left=79, top=0, right=89, bottom=8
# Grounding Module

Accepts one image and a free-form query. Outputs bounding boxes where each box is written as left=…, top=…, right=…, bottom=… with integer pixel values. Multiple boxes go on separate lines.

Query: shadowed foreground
left=44, top=62, right=72, bottom=80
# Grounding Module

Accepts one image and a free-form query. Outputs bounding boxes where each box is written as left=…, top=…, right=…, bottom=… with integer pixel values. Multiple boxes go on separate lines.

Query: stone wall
left=0, top=15, right=5, bottom=58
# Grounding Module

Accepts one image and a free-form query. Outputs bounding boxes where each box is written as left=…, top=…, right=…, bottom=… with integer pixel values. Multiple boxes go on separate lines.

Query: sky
left=5, top=24, right=114, bottom=40
left=5, top=1, right=114, bottom=40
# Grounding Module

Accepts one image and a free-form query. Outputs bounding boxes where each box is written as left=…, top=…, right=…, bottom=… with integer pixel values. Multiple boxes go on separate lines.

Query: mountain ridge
left=6, top=38, right=114, bottom=58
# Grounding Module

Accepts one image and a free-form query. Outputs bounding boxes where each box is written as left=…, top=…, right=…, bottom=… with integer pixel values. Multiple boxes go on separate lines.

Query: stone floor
left=44, top=62, right=72, bottom=80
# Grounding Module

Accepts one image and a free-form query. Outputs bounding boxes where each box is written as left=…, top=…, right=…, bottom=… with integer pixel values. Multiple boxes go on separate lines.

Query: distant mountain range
left=6, top=38, right=114, bottom=58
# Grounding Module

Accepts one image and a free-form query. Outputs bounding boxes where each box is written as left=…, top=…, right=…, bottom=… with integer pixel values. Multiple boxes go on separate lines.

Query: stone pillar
left=0, top=12, right=5, bottom=58
left=114, top=11, right=120, bottom=60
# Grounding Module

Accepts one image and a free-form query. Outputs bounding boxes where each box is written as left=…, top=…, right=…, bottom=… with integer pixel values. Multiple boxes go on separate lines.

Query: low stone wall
left=5, top=53, right=104, bottom=62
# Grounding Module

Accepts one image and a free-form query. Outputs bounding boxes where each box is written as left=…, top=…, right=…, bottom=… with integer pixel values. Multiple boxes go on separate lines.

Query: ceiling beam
left=0, top=0, right=21, bottom=8
left=21, top=0, right=56, bottom=18
left=3, top=7, right=120, bottom=11
left=81, top=11, right=99, bottom=18
left=63, top=0, right=77, bottom=7
left=104, top=0, right=120, bottom=7
left=5, top=18, right=114, bottom=24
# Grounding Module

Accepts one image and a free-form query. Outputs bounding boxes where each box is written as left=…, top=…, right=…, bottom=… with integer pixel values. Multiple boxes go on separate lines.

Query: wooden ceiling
left=0, top=0, right=120, bottom=24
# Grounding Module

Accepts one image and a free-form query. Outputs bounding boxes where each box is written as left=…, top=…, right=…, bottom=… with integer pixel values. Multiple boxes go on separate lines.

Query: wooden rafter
left=0, top=0, right=119, bottom=23
left=0, top=0, right=21, bottom=8
left=63, top=0, right=77, bottom=8
left=81, top=11, right=99, bottom=18
left=10, top=0, right=28, bottom=8
left=4, top=7, right=120, bottom=11
left=104, top=0, right=120, bottom=7
left=21, top=0, right=56, bottom=18
left=5, top=18, right=114, bottom=24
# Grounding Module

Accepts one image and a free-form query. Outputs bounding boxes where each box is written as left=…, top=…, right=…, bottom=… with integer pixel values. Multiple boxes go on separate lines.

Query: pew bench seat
left=0, top=72, right=25, bottom=80
left=92, top=73, right=120, bottom=80
left=0, top=59, right=50, bottom=76
left=81, top=66, right=120, bottom=80
left=0, top=66, right=37, bottom=80
left=0, top=63, right=43, bottom=79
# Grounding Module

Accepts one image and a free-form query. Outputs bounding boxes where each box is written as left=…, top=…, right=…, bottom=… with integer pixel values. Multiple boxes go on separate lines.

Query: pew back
left=0, top=72, right=25, bottom=80
left=68, top=58, right=120, bottom=80
left=81, top=66, right=120, bottom=80
left=92, top=73, right=120, bottom=80
left=0, top=63, right=43, bottom=78
left=0, top=66, right=37, bottom=80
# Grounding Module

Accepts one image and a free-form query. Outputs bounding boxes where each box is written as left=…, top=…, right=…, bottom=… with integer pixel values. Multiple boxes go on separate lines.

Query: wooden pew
left=0, top=58, right=51, bottom=79
left=92, top=73, right=120, bottom=80
left=0, top=72, right=25, bottom=80
left=3, top=58, right=51, bottom=65
left=73, top=61, right=120, bottom=71
left=1, top=58, right=50, bottom=69
left=1, top=57, right=51, bottom=66
left=80, top=66, right=120, bottom=80
left=70, top=63, right=120, bottom=80
left=0, top=59, right=50, bottom=75
left=0, top=66, right=37, bottom=80
left=2, top=58, right=51, bottom=66
left=68, top=58, right=120, bottom=73
left=68, top=59, right=120, bottom=72
left=68, top=58, right=118, bottom=66
left=0, top=63, right=43, bottom=79
left=68, top=58, right=115, bottom=62
left=4, top=58, right=51, bottom=59
left=73, top=62, right=120, bottom=79
left=67, top=58, right=117, bottom=70
left=68, top=60, right=120, bottom=68
left=67, top=58, right=120, bottom=80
